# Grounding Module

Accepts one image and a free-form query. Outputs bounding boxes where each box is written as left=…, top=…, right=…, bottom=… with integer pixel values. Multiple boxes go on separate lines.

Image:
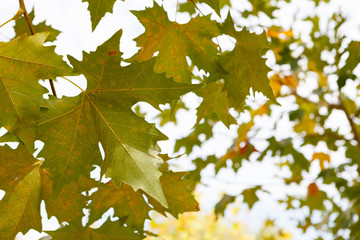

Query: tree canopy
left=0, top=0, right=359, bottom=239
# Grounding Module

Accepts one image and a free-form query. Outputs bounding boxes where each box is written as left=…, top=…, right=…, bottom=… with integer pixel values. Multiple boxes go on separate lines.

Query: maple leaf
left=311, top=152, right=330, bottom=170
left=14, top=10, right=61, bottom=42
left=0, top=145, right=42, bottom=240
left=219, top=16, right=276, bottom=107
left=37, top=31, right=199, bottom=207
left=48, top=220, right=144, bottom=240
left=41, top=173, right=95, bottom=224
left=215, top=194, right=236, bottom=217
left=346, top=41, right=360, bottom=70
left=198, top=0, right=221, bottom=16
left=303, top=182, right=327, bottom=212
left=293, top=114, right=316, bottom=134
left=36, top=95, right=102, bottom=197
left=89, top=171, right=199, bottom=229
left=132, top=3, right=223, bottom=83
left=242, top=186, right=261, bottom=208
left=82, top=0, right=117, bottom=31
left=89, top=181, right=151, bottom=229
left=146, top=170, right=200, bottom=218
left=196, top=81, right=236, bottom=128
left=0, top=33, right=74, bottom=148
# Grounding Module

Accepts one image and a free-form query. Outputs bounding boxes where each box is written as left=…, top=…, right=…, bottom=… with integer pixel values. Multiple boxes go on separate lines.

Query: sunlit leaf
left=0, top=33, right=73, bottom=148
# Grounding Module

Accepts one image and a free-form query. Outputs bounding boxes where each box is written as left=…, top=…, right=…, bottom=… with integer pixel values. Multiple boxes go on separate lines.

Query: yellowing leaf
left=293, top=115, right=316, bottom=134
left=37, top=31, right=199, bottom=207
left=89, top=181, right=152, bottom=228
left=41, top=173, right=95, bottom=224
left=311, top=152, right=330, bottom=170
left=0, top=145, right=42, bottom=240
left=48, top=221, right=144, bottom=240
left=196, top=81, right=236, bottom=128
left=0, top=33, right=74, bottom=148
left=267, top=27, right=293, bottom=41
left=132, top=3, right=222, bottom=83
left=250, top=103, right=269, bottom=117
left=269, top=74, right=298, bottom=97
left=14, top=10, right=60, bottom=42
left=220, top=16, right=276, bottom=107
left=307, top=182, right=319, bottom=197
left=146, top=170, right=200, bottom=218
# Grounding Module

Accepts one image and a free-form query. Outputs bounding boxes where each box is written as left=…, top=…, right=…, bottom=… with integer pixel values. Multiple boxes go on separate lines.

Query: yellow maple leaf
left=311, top=152, right=330, bottom=170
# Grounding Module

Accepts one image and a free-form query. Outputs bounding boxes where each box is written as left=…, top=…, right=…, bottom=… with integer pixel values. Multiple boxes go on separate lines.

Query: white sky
left=1, top=0, right=360, bottom=239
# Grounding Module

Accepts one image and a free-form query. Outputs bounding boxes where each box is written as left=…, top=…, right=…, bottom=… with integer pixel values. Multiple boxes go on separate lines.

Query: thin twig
left=189, top=0, right=205, bottom=16
left=19, top=0, right=57, bottom=97
left=19, top=0, right=35, bottom=35
left=0, top=9, right=24, bottom=29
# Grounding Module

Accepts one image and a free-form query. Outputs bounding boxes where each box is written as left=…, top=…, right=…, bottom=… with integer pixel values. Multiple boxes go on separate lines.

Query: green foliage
left=83, top=0, right=117, bottom=31
left=0, top=0, right=276, bottom=238
left=166, top=1, right=360, bottom=239
left=0, top=33, right=73, bottom=148
left=1, top=0, right=359, bottom=239
left=132, top=2, right=223, bottom=83
left=14, top=10, right=60, bottom=42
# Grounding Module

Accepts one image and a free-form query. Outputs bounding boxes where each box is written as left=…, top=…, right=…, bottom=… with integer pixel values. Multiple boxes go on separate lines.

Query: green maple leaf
left=36, top=95, right=103, bottom=196
left=199, top=0, right=221, bottom=16
left=242, top=186, right=261, bottom=208
left=37, top=31, right=199, bottom=207
left=215, top=194, right=236, bottom=216
left=196, top=81, right=236, bottom=128
left=0, top=145, right=42, bottom=240
left=48, top=221, right=144, bottom=240
left=41, top=173, right=95, bottom=224
left=146, top=170, right=199, bottom=218
left=0, top=131, right=20, bottom=142
left=83, top=0, right=117, bottom=31
left=346, top=41, right=360, bottom=70
left=219, top=16, right=276, bottom=107
left=89, top=181, right=152, bottom=229
left=132, top=3, right=222, bottom=83
left=0, top=33, right=73, bottom=148
left=14, top=10, right=61, bottom=42
left=89, top=170, right=198, bottom=228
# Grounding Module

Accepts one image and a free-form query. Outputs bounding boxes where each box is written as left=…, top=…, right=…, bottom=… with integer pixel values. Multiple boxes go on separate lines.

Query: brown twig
left=19, top=0, right=57, bottom=97
left=19, top=0, right=35, bottom=35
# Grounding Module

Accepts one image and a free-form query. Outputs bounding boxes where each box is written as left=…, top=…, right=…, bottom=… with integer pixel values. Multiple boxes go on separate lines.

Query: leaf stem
left=19, top=0, right=35, bottom=35
left=0, top=9, right=24, bottom=29
left=19, top=0, right=57, bottom=97
left=189, top=0, right=205, bottom=16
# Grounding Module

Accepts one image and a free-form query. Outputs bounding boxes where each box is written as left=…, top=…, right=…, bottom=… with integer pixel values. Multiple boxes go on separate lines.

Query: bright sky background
left=1, top=0, right=360, bottom=239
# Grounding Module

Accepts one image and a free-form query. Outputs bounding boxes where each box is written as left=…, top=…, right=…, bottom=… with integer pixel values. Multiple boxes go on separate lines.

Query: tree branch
left=18, top=0, right=35, bottom=35
left=19, top=0, right=57, bottom=97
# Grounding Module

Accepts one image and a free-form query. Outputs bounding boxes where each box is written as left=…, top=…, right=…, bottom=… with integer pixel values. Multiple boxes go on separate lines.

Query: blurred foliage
left=155, top=0, right=360, bottom=239
left=146, top=211, right=292, bottom=240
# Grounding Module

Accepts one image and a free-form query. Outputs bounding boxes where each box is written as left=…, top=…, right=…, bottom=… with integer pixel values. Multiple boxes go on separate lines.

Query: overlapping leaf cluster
left=0, top=0, right=276, bottom=239
left=171, top=1, right=360, bottom=239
